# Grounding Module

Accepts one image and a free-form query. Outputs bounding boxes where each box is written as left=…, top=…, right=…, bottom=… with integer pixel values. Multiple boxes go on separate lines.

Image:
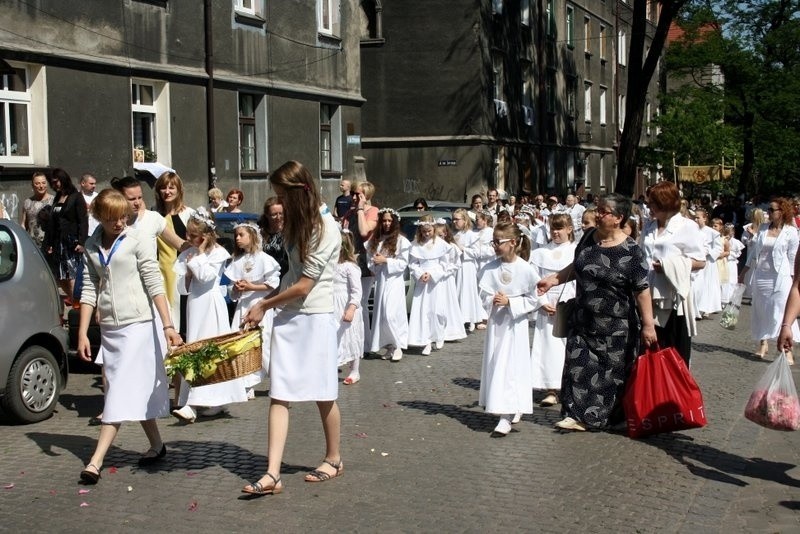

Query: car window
left=0, top=227, right=17, bottom=281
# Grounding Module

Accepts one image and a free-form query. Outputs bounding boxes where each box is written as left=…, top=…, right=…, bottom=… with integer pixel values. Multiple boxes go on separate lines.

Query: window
left=131, top=80, right=170, bottom=163
left=0, top=66, right=31, bottom=164
left=599, top=86, right=607, bottom=125
left=0, top=227, right=17, bottom=282
left=235, top=0, right=256, bottom=16
left=584, top=82, right=592, bottom=122
left=599, top=25, right=606, bottom=60
left=521, top=0, right=530, bottom=26
left=546, top=0, right=555, bottom=38
left=318, top=0, right=341, bottom=37
left=584, top=17, right=591, bottom=54
left=491, top=0, right=503, bottom=15
left=599, top=155, right=606, bottom=190
left=492, top=52, right=505, bottom=101
left=566, top=76, right=577, bottom=118
left=618, top=29, right=627, bottom=66
left=618, top=94, right=626, bottom=132
left=546, top=150, right=556, bottom=190
left=646, top=102, right=651, bottom=135
left=239, top=94, right=256, bottom=171
left=566, top=6, right=574, bottom=48
left=546, top=69, right=556, bottom=113
left=320, top=104, right=342, bottom=176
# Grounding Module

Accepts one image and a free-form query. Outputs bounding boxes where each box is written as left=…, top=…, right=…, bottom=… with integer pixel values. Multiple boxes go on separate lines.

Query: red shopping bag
left=623, top=345, right=707, bottom=438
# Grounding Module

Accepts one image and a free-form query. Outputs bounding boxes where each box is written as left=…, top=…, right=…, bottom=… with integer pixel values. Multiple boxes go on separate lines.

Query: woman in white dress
left=367, top=208, right=411, bottom=361
left=692, top=208, right=723, bottom=318
left=241, top=160, right=343, bottom=496
left=478, top=222, right=538, bottom=436
left=408, top=215, right=451, bottom=355
left=435, top=220, right=467, bottom=343
left=172, top=209, right=247, bottom=422
left=739, top=197, right=800, bottom=361
left=334, top=231, right=365, bottom=384
left=76, top=189, right=183, bottom=484
left=224, top=222, right=281, bottom=394
left=529, top=213, right=576, bottom=408
left=740, top=208, right=765, bottom=301
left=452, top=208, right=487, bottom=332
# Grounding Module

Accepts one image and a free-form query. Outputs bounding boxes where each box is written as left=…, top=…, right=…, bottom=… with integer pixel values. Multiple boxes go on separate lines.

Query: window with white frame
left=567, top=76, right=577, bottom=117
left=318, top=0, right=341, bottom=37
left=0, top=65, right=32, bottom=163
left=646, top=101, right=651, bottom=135
left=521, top=0, right=530, bottom=26
left=320, top=103, right=342, bottom=176
left=492, top=52, right=505, bottom=101
left=584, top=82, right=592, bottom=122
left=618, top=29, right=627, bottom=66
left=599, top=25, right=606, bottom=60
left=235, top=0, right=256, bottom=16
left=618, top=94, right=626, bottom=132
left=566, top=6, right=574, bottom=47
left=599, top=86, right=607, bottom=125
left=131, top=79, right=169, bottom=163
left=546, top=0, right=555, bottom=38
left=584, top=17, right=591, bottom=54
left=599, top=155, right=606, bottom=189
left=239, top=92, right=267, bottom=174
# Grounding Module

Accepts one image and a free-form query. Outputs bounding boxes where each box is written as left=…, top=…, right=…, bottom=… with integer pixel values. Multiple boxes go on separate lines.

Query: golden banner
left=676, top=165, right=732, bottom=183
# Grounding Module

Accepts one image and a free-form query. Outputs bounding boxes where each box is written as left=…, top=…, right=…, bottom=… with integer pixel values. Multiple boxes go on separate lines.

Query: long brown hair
left=269, top=161, right=323, bottom=263
left=154, top=172, right=186, bottom=215
left=369, top=208, right=400, bottom=257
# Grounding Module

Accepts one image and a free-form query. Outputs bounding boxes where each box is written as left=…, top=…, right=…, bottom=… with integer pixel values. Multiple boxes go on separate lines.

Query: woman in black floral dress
left=538, top=194, right=657, bottom=431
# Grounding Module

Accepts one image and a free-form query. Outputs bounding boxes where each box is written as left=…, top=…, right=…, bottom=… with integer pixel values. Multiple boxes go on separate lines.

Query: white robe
left=478, top=257, right=539, bottom=415
left=693, top=225, right=723, bottom=315
left=175, top=245, right=248, bottom=407
left=529, top=241, right=576, bottom=389
left=440, top=241, right=467, bottom=341
left=334, top=261, right=365, bottom=365
left=367, top=235, right=411, bottom=351
left=224, top=251, right=281, bottom=387
left=456, top=230, right=488, bottom=324
left=407, top=237, right=450, bottom=347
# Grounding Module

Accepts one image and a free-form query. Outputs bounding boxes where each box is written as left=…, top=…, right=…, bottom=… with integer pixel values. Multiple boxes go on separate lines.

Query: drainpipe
left=204, top=0, right=216, bottom=189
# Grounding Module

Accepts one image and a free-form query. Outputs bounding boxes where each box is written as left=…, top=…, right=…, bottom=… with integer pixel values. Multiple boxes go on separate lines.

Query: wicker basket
left=165, top=329, right=262, bottom=387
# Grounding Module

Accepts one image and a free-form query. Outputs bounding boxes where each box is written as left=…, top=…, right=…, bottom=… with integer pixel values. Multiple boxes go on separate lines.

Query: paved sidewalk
left=1, top=304, right=799, bottom=533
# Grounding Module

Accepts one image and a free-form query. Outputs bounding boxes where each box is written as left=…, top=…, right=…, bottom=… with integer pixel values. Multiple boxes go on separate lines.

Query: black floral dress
left=561, top=232, right=649, bottom=428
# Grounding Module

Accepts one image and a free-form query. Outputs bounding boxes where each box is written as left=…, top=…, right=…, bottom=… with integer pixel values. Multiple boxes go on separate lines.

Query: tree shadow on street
left=451, top=377, right=480, bottom=390
left=24, top=432, right=306, bottom=481
left=641, top=432, right=800, bottom=490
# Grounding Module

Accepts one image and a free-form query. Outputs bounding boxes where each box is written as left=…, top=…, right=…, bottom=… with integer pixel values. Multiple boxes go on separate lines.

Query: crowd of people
left=9, top=166, right=800, bottom=492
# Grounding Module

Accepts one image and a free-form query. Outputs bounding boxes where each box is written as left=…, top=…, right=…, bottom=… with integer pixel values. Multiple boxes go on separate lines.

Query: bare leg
left=87, top=422, right=121, bottom=470
left=139, top=419, right=163, bottom=450
left=304, top=400, right=342, bottom=480
left=243, top=399, right=288, bottom=492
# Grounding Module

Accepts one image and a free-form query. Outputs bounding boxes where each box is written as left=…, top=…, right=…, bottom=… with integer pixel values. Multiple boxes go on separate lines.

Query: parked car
left=0, top=220, right=69, bottom=423
left=397, top=200, right=469, bottom=214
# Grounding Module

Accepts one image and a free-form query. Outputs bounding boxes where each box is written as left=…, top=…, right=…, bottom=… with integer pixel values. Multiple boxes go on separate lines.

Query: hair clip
left=414, top=220, right=435, bottom=227
left=233, top=220, right=260, bottom=233
left=434, top=218, right=447, bottom=225
left=378, top=207, right=401, bottom=220
left=340, top=228, right=352, bottom=234
left=191, top=206, right=216, bottom=230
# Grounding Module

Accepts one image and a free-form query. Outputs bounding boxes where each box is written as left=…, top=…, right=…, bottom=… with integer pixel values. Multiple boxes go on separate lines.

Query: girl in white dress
left=435, top=220, right=467, bottom=343
left=478, top=221, right=539, bottom=437
left=408, top=215, right=451, bottom=355
left=721, top=223, right=745, bottom=303
left=335, top=230, right=365, bottom=384
left=692, top=208, right=724, bottom=318
left=712, top=219, right=732, bottom=304
left=452, top=208, right=487, bottom=332
left=739, top=198, right=800, bottom=361
left=225, top=222, right=281, bottom=395
left=172, top=208, right=247, bottom=422
left=77, top=189, right=183, bottom=484
left=367, top=208, right=411, bottom=361
left=529, top=213, right=577, bottom=408
left=473, top=211, right=496, bottom=330
left=242, top=160, right=343, bottom=496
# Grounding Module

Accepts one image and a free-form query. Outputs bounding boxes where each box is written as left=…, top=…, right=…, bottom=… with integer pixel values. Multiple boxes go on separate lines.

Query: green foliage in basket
left=165, top=342, right=229, bottom=383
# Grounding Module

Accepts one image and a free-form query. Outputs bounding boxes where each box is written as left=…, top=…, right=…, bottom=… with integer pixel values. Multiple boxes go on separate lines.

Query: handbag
left=623, top=344, right=707, bottom=438
left=552, top=298, right=575, bottom=338
left=744, top=351, right=800, bottom=431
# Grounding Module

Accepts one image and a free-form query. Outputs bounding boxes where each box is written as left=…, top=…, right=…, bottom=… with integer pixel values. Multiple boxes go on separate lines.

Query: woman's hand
left=536, top=275, right=558, bottom=295
left=493, top=292, right=509, bottom=307
left=242, top=300, right=268, bottom=328
left=420, top=272, right=431, bottom=283
left=166, top=329, right=184, bottom=347
left=640, top=324, right=658, bottom=348
left=77, top=334, right=93, bottom=362
left=342, top=305, right=356, bottom=323
left=778, top=324, right=794, bottom=352
left=542, top=302, right=556, bottom=315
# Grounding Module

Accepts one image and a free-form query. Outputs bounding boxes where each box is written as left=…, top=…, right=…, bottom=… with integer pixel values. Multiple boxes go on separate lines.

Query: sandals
left=79, top=463, right=101, bottom=485
left=242, top=472, right=283, bottom=496
left=343, top=374, right=360, bottom=385
left=304, top=458, right=344, bottom=483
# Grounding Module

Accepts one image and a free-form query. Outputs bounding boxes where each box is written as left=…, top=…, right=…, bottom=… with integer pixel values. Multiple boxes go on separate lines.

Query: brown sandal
left=242, top=472, right=283, bottom=496
left=304, top=459, right=343, bottom=483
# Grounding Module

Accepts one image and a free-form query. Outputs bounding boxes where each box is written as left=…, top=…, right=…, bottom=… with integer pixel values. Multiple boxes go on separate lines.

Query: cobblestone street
left=1, top=304, right=799, bottom=533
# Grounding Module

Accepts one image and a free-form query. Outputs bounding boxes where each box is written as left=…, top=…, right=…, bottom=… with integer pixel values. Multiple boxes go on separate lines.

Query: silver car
left=0, top=220, right=68, bottom=423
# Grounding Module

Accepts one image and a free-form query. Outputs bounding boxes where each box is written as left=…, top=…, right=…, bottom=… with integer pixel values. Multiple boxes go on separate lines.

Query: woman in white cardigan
left=739, top=197, right=800, bottom=362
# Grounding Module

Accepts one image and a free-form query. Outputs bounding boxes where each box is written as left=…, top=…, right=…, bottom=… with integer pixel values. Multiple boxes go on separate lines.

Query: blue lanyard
left=98, top=235, right=126, bottom=268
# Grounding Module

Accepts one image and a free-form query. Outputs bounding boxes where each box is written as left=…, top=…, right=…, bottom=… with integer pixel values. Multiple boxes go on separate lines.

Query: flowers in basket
left=164, top=330, right=261, bottom=385
left=719, top=306, right=738, bottom=330
left=744, top=389, right=800, bottom=431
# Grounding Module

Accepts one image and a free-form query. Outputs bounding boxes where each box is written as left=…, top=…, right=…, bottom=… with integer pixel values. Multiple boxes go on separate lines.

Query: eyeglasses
left=452, top=217, right=463, bottom=221
left=491, top=238, right=512, bottom=246
left=268, top=213, right=283, bottom=219
left=597, top=209, right=617, bottom=218
left=768, top=207, right=781, bottom=213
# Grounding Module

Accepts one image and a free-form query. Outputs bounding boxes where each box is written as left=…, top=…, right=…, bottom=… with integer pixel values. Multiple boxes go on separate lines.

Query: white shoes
left=540, top=393, right=558, bottom=407
left=491, top=417, right=512, bottom=437
left=390, top=347, right=403, bottom=361
left=199, top=405, right=229, bottom=417
left=172, top=405, right=197, bottom=423
left=435, top=340, right=444, bottom=350
left=246, top=388, right=256, bottom=400
left=511, top=413, right=522, bottom=424
left=555, top=417, right=587, bottom=432
left=421, top=343, right=432, bottom=356
left=467, top=323, right=475, bottom=332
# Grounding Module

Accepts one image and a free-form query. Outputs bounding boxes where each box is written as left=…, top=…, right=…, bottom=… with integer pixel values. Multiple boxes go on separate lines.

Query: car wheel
left=1, top=346, right=61, bottom=423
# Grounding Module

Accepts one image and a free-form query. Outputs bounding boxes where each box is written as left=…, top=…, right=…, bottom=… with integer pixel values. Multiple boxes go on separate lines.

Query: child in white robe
left=435, top=220, right=467, bottom=343
left=408, top=215, right=450, bottom=355
left=335, top=230, right=365, bottom=384
left=478, top=221, right=539, bottom=437
left=692, top=208, right=723, bottom=318
left=453, top=209, right=488, bottom=332
left=225, top=222, right=281, bottom=397
left=367, top=208, right=411, bottom=361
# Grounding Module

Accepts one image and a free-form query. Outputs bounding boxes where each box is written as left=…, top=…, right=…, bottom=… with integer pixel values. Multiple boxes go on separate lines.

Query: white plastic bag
left=744, top=351, right=800, bottom=431
left=720, top=283, right=746, bottom=330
